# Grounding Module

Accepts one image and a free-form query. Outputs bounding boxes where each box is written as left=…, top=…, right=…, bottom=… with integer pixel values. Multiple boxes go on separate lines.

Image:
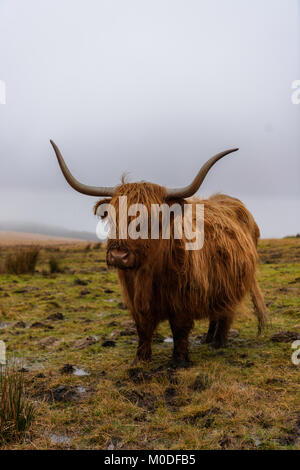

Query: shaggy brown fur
left=94, top=183, right=267, bottom=367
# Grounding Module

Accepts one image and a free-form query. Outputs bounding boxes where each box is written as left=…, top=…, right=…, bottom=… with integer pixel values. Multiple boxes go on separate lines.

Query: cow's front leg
left=205, top=319, right=218, bottom=343
left=169, top=316, right=193, bottom=368
left=132, top=314, right=157, bottom=365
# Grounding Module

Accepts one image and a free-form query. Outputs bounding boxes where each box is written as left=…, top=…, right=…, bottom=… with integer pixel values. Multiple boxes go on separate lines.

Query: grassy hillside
left=0, top=238, right=299, bottom=450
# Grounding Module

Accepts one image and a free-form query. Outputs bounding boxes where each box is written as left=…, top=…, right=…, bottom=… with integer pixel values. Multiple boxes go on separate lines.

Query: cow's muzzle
left=107, top=249, right=136, bottom=269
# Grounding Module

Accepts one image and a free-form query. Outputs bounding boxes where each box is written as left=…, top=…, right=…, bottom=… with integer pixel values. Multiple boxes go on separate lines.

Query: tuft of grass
left=92, top=243, right=102, bottom=250
left=0, top=238, right=298, bottom=449
left=0, top=363, right=35, bottom=443
left=2, top=247, right=40, bottom=275
left=49, top=256, right=63, bottom=274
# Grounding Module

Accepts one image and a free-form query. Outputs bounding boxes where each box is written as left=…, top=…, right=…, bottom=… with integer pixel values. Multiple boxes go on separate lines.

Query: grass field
left=0, top=237, right=299, bottom=450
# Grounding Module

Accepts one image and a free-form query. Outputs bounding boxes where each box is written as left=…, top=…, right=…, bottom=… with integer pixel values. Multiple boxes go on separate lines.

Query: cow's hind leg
left=169, top=316, right=194, bottom=368
left=212, top=315, right=233, bottom=349
left=205, top=319, right=218, bottom=343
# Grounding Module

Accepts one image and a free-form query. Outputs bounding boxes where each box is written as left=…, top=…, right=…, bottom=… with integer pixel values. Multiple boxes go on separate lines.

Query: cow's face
left=50, top=140, right=238, bottom=270
left=95, top=182, right=167, bottom=270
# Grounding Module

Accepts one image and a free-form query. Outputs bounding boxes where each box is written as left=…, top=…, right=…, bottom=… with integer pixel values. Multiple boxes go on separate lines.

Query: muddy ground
left=0, top=237, right=299, bottom=449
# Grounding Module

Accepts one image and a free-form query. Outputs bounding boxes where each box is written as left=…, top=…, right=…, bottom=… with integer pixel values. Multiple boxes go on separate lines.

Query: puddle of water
left=107, top=440, right=115, bottom=450
left=49, top=433, right=72, bottom=445
left=255, top=439, right=261, bottom=447
left=164, top=337, right=173, bottom=343
left=73, top=367, right=90, bottom=377
left=194, top=339, right=203, bottom=345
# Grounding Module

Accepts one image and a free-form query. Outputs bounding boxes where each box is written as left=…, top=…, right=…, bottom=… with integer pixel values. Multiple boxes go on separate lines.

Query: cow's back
left=208, top=193, right=260, bottom=246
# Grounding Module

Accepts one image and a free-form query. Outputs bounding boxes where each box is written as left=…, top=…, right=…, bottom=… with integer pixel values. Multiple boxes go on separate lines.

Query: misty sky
left=0, top=0, right=299, bottom=238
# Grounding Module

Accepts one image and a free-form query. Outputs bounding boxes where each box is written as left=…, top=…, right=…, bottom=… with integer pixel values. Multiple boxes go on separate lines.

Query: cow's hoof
left=130, top=357, right=139, bottom=367
left=204, top=335, right=214, bottom=344
left=211, top=340, right=227, bottom=349
left=168, top=357, right=191, bottom=369
left=130, top=356, right=151, bottom=366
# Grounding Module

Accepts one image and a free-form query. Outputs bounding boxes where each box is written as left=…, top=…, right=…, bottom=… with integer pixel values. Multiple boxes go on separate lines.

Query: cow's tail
left=250, top=276, right=268, bottom=335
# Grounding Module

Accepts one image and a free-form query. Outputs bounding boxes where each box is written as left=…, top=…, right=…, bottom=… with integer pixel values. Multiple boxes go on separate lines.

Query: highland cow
left=50, top=140, right=267, bottom=367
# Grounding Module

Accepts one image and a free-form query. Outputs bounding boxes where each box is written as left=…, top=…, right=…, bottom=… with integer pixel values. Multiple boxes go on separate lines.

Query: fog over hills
left=0, top=0, right=299, bottom=239
left=0, top=221, right=98, bottom=242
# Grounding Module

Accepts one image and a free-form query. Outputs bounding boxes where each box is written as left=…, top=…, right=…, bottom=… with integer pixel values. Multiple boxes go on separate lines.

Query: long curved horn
left=50, top=140, right=115, bottom=197
left=165, top=148, right=239, bottom=199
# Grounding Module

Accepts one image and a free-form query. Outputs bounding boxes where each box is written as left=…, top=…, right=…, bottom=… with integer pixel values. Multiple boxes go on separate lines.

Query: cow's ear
left=94, top=198, right=112, bottom=217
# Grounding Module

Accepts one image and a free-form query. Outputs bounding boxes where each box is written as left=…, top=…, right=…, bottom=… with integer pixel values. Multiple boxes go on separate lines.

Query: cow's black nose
left=107, top=248, right=136, bottom=269
left=109, top=249, right=132, bottom=268
left=110, top=249, right=129, bottom=263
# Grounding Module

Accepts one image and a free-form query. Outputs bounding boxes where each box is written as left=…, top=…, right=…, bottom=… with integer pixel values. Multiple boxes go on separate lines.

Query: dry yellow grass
left=0, top=231, right=87, bottom=247
left=0, top=238, right=299, bottom=449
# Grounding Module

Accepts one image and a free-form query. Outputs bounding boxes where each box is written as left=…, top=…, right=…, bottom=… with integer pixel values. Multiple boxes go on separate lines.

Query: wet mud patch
left=127, top=367, right=152, bottom=384
left=46, top=384, right=92, bottom=403
left=271, top=331, right=300, bottom=343
left=49, top=433, right=73, bottom=446
left=46, top=312, right=65, bottom=321
left=73, top=336, right=98, bottom=350
left=31, top=381, right=92, bottom=404
left=60, top=364, right=90, bottom=376
left=122, top=389, right=158, bottom=412
left=164, top=386, right=191, bottom=410
left=102, top=340, right=116, bottom=347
